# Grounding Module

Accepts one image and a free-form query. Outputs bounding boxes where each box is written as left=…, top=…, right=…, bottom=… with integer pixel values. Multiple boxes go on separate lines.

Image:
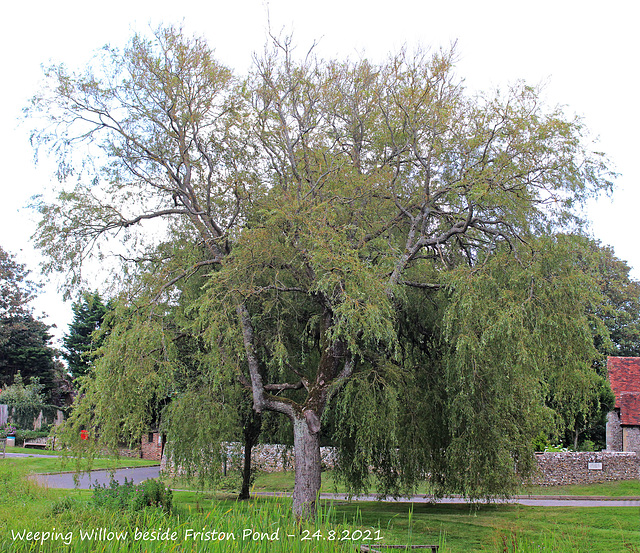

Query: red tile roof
left=608, top=357, right=640, bottom=425
left=619, top=393, right=640, bottom=425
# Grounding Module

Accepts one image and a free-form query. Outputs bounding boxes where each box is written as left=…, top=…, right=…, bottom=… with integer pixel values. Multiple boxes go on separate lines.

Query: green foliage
left=0, top=247, right=68, bottom=405
left=63, top=291, right=112, bottom=378
left=26, top=25, right=620, bottom=516
left=49, top=495, right=77, bottom=515
left=532, top=432, right=550, bottom=453
left=56, top=301, right=177, bottom=464
left=92, top=478, right=172, bottom=512
left=0, top=373, right=50, bottom=429
left=140, top=479, right=173, bottom=511
left=543, top=444, right=569, bottom=453
left=442, top=236, right=610, bottom=463
left=330, top=366, right=402, bottom=495
left=161, top=385, right=238, bottom=486
left=15, top=429, right=51, bottom=446
left=577, top=237, right=640, bottom=357
left=0, top=424, right=16, bottom=438
left=0, top=315, right=60, bottom=395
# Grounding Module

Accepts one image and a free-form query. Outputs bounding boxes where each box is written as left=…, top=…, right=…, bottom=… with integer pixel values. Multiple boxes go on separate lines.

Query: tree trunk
left=239, top=410, right=262, bottom=500
left=292, top=415, right=321, bottom=520
left=239, top=438, right=254, bottom=500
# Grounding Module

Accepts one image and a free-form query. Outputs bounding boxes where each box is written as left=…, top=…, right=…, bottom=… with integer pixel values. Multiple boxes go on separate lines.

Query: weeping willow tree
left=28, top=26, right=615, bottom=518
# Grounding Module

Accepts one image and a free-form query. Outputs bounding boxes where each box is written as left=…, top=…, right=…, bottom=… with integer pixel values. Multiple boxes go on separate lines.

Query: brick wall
left=531, top=451, right=639, bottom=486
left=141, top=432, right=163, bottom=461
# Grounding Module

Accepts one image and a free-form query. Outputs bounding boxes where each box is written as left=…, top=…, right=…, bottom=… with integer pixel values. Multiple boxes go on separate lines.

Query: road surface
left=32, top=466, right=161, bottom=489
left=27, top=464, right=640, bottom=506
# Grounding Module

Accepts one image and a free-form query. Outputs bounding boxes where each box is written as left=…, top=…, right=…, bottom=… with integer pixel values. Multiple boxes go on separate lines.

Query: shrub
left=532, top=431, right=550, bottom=452
left=579, top=439, right=596, bottom=452
left=92, top=478, right=172, bottom=512
left=543, top=444, right=569, bottom=453
left=141, top=479, right=173, bottom=511
left=0, top=424, right=16, bottom=438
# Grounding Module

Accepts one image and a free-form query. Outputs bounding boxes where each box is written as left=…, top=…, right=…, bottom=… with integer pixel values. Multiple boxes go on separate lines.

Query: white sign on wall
left=588, top=462, right=603, bottom=470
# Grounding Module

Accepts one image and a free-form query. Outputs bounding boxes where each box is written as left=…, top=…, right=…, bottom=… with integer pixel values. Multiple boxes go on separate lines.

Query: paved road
left=33, top=466, right=161, bottom=489
left=9, top=451, right=640, bottom=507
left=26, top=465, right=640, bottom=506
left=301, top=492, right=640, bottom=507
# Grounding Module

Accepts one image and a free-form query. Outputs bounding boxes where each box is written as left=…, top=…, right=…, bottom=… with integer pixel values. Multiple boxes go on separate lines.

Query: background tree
left=28, top=28, right=614, bottom=518
left=0, top=246, right=68, bottom=406
left=63, top=291, right=112, bottom=378
left=581, top=238, right=640, bottom=358
left=555, top=235, right=638, bottom=448
left=0, top=246, right=38, bottom=319
left=0, top=315, right=57, bottom=391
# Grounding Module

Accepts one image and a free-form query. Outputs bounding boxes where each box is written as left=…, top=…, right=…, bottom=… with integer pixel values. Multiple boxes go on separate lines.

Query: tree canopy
left=27, top=27, right=616, bottom=518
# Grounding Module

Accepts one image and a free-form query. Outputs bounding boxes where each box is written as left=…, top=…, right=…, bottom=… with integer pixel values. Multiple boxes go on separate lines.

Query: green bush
left=141, top=478, right=173, bottom=511
left=532, top=431, right=550, bottom=452
left=578, top=439, right=596, bottom=452
left=543, top=444, right=569, bottom=453
left=92, top=478, right=172, bottom=512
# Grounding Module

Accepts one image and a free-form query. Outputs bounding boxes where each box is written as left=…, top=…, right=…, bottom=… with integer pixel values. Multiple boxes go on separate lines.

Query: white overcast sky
left=1, top=0, right=638, bottom=344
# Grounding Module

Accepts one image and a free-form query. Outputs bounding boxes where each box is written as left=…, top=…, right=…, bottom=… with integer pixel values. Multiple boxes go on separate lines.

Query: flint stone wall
left=531, top=451, right=639, bottom=486
left=246, top=443, right=336, bottom=472
left=161, top=445, right=640, bottom=486
left=623, top=427, right=640, bottom=454
left=161, top=442, right=336, bottom=474
left=606, top=411, right=623, bottom=451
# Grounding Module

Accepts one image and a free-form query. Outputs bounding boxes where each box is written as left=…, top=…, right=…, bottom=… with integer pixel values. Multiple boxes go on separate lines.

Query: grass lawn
left=158, top=471, right=640, bottom=551
left=5, top=446, right=60, bottom=456
left=338, top=501, right=640, bottom=552
left=1, top=451, right=159, bottom=475
left=523, top=480, right=640, bottom=497
left=2, top=462, right=640, bottom=551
